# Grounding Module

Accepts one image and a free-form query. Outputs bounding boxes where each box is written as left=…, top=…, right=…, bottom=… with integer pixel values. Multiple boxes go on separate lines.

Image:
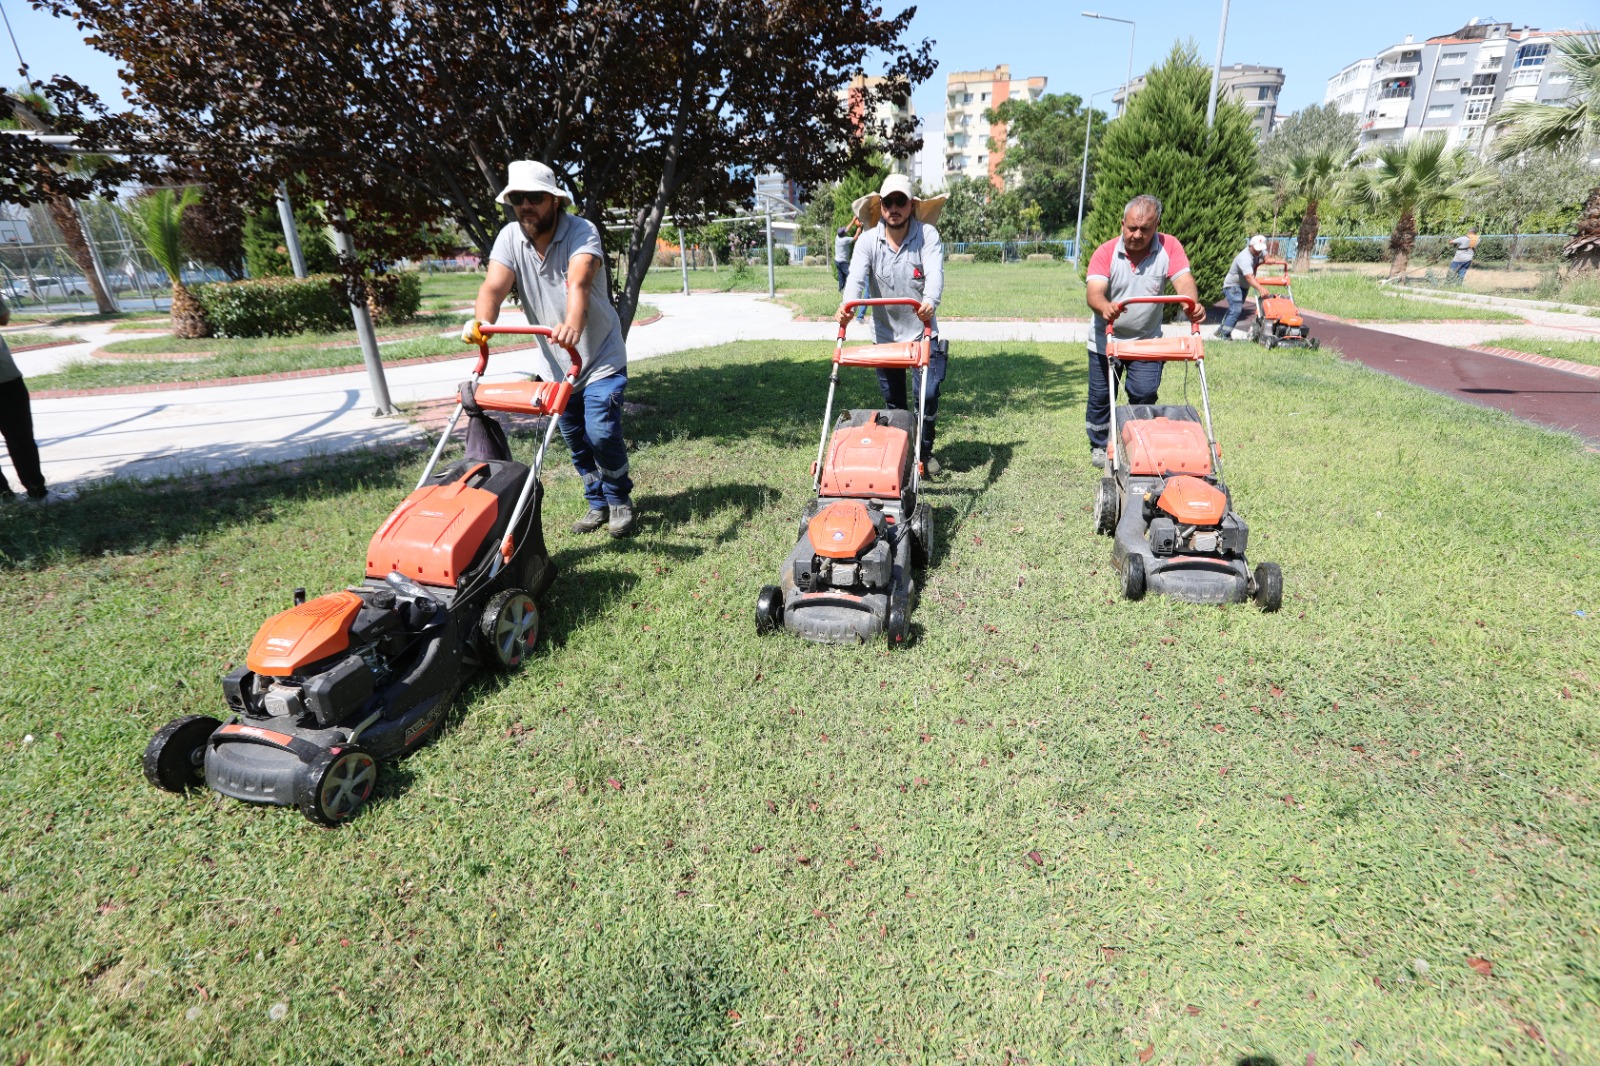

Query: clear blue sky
left=5, top=0, right=1595, bottom=171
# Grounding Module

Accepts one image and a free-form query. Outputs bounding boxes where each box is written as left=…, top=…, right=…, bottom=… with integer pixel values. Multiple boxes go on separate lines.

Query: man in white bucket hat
left=465, top=160, right=636, bottom=538
left=1215, top=233, right=1269, bottom=341
left=835, top=172, right=949, bottom=474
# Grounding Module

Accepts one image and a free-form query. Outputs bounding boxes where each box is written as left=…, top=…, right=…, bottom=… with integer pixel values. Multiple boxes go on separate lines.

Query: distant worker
left=0, top=292, right=71, bottom=504
left=833, top=226, right=853, bottom=292
left=1215, top=234, right=1270, bottom=341
left=1082, top=194, right=1206, bottom=469
left=464, top=160, right=636, bottom=538
left=1449, top=226, right=1480, bottom=284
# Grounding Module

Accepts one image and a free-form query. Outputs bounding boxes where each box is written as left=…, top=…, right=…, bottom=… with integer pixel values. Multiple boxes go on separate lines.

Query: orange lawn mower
left=1249, top=259, right=1318, bottom=349
left=143, top=326, right=577, bottom=825
left=1090, top=296, right=1283, bottom=610
left=755, top=298, right=935, bottom=646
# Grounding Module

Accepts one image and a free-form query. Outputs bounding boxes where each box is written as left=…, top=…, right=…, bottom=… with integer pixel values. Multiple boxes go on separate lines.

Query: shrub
left=773, top=246, right=791, bottom=267
left=972, top=244, right=1003, bottom=263
left=366, top=271, right=423, bottom=325
left=194, top=275, right=350, bottom=337
left=1018, top=241, right=1062, bottom=259
left=1510, top=236, right=1568, bottom=264
left=1327, top=238, right=1385, bottom=263
left=1473, top=236, right=1508, bottom=263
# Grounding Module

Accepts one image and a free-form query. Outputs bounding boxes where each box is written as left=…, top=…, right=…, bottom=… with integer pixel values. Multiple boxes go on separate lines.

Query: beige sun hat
left=496, top=160, right=572, bottom=205
left=851, top=173, right=947, bottom=229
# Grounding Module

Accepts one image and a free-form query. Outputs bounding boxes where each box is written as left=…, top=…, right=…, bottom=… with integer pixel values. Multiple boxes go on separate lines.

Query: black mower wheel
left=298, top=745, right=378, bottom=827
left=1309, top=337, right=1320, bottom=350
left=1253, top=562, right=1284, bottom=613
left=1250, top=318, right=1262, bottom=343
left=885, top=589, right=910, bottom=647
left=755, top=585, right=784, bottom=634
left=1092, top=477, right=1119, bottom=536
left=1265, top=334, right=1278, bottom=350
left=143, top=714, right=222, bottom=793
left=910, top=502, right=933, bottom=568
left=1120, top=555, right=1147, bottom=601
left=478, top=589, right=539, bottom=670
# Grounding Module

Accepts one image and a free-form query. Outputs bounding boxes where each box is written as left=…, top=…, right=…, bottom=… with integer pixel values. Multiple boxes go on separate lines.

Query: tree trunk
left=1295, top=199, right=1319, bottom=274
left=43, top=196, right=116, bottom=314
left=169, top=280, right=210, bottom=339
left=1564, top=184, right=1600, bottom=275
left=1388, top=209, right=1416, bottom=278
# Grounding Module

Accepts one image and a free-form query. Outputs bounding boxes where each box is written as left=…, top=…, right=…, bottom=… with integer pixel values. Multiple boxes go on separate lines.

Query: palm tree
left=124, top=187, right=208, bottom=338
left=1342, top=135, right=1489, bottom=277
left=1284, top=148, right=1347, bottom=273
left=1491, top=31, right=1600, bottom=271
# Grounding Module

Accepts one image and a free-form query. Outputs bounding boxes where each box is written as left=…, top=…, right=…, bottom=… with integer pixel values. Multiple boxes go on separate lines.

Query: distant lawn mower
left=144, top=326, right=574, bottom=825
left=1250, top=259, right=1318, bottom=349
left=756, top=298, right=934, bottom=646
left=1091, top=296, right=1282, bottom=610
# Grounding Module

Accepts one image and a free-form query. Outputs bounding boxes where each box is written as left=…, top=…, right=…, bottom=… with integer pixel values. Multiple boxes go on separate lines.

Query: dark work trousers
left=834, top=260, right=849, bottom=291
left=0, top=376, right=45, bottom=497
left=875, top=338, right=947, bottom=456
left=1085, top=348, right=1163, bottom=450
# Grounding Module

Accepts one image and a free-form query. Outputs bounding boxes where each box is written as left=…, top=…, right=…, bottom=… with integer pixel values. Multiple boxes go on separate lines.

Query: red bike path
left=1302, top=314, right=1600, bottom=448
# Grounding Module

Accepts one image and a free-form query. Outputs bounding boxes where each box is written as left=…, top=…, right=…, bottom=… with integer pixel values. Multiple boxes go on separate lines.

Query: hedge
left=972, top=244, right=1003, bottom=263
left=1326, top=238, right=1386, bottom=263
left=193, top=271, right=423, bottom=337
left=367, top=271, right=423, bottom=325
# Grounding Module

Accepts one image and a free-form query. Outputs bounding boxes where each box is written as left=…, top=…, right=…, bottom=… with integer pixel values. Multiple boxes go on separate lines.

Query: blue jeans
left=1219, top=285, right=1246, bottom=336
left=876, top=339, right=947, bottom=454
left=1085, top=347, right=1162, bottom=450
left=558, top=371, right=633, bottom=509
left=835, top=261, right=849, bottom=291
left=1449, top=259, right=1471, bottom=282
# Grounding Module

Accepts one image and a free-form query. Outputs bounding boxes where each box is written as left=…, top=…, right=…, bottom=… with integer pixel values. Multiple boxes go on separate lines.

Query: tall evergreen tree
left=1080, top=44, right=1260, bottom=302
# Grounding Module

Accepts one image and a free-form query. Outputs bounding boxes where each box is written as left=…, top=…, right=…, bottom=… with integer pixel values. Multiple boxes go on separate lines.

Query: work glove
left=461, top=318, right=487, bottom=345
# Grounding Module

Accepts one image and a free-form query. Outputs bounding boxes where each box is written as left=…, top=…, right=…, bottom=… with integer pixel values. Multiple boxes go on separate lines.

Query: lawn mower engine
left=1140, top=475, right=1248, bottom=561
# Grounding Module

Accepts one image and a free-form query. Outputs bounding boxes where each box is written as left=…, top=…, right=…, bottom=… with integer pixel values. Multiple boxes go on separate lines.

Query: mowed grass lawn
left=1291, top=273, right=1523, bottom=324
left=1481, top=336, right=1600, bottom=370
left=2, top=338, right=1598, bottom=1063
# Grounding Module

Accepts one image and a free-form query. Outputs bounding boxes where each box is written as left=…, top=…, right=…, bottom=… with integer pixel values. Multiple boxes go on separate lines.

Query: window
left=1434, top=78, right=1459, bottom=91
left=1378, top=79, right=1414, bottom=100
left=1439, top=50, right=1467, bottom=65
left=961, top=93, right=972, bottom=104
left=1464, top=98, right=1492, bottom=121
left=1257, top=86, right=1273, bottom=100
left=1548, top=72, right=1572, bottom=85
left=979, top=92, right=990, bottom=102
left=1482, top=55, right=1502, bottom=69
left=1427, top=104, right=1453, bottom=119
left=1515, top=43, right=1549, bottom=68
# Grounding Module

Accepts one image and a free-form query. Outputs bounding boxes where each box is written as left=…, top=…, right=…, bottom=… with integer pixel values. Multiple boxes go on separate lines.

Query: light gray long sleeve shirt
left=844, top=219, right=943, bottom=343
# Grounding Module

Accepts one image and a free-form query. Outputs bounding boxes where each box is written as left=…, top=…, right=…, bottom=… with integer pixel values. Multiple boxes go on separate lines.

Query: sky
left=4, top=0, right=1595, bottom=184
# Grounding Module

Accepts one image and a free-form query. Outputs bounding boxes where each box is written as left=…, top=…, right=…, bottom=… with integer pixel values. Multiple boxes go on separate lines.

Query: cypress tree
left=1082, top=43, right=1260, bottom=303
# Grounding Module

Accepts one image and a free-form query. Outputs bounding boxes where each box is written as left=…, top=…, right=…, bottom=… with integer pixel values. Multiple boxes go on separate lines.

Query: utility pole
left=276, top=181, right=308, bottom=278
left=327, top=207, right=394, bottom=416
left=1205, top=0, right=1233, bottom=129
left=678, top=223, right=689, bottom=295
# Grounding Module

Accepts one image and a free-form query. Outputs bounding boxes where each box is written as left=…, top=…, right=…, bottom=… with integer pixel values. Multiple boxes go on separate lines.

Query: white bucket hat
left=851, top=172, right=947, bottom=229
left=496, top=160, right=572, bottom=205
left=1248, top=234, right=1268, bottom=252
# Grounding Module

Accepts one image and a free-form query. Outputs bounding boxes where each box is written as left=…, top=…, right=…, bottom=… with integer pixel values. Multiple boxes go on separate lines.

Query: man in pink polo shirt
left=1083, top=194, right=1205, bottom=468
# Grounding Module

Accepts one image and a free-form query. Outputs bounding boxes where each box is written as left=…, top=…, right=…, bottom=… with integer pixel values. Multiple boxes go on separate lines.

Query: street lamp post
left=1072, top=87, right=1120, bottom=265
left=1082, top=12, right=1136, bottom=113
left=1205, top=0, right=1233, bottom=128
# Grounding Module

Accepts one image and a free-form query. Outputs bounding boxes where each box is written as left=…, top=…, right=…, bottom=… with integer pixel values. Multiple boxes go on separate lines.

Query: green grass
left=417, top=270, right=490, bottom=311
left=2, top=339, right=1597, bottom=1063
left=642, top=260, right=1086, bottom=320
left=1480, top=336, right=1600, bottom=369
left=1296, top=273, right=1523, bottom=323
left=3, top=331, right=82, bottom=348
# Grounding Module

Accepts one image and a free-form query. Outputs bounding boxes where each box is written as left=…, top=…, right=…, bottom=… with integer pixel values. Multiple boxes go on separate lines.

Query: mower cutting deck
left=1090, top=296, right=1283, bottom=610
left=144, top=326, right=573, bottom=825
left=1250, top=259, right=1318, bottom=349
left=755, top=298, right=934, bottom=646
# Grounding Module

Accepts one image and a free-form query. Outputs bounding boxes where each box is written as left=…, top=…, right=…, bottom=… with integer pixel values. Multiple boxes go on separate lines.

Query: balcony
left=1362, top=112, right=1407, bottom=131
left=1378, top=61, right=1422, bottom=77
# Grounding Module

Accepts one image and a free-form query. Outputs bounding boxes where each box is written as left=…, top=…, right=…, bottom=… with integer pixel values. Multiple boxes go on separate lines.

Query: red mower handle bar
left=473, top=325, right=582, bottom=378
left=1106, top=295, right=1201, bottom=333
left=837, top=297, right=932, bottom=341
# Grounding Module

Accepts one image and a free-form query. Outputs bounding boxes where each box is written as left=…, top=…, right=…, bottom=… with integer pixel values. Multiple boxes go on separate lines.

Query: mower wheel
left=910, top=502, right=933, bottom=567
left=1309, top=337, right=1320, bottom=350
left=1252, top=562, right=1284, bottom=613
left=885, top=589, right=910, bottom=647
left=755, top=585, right=784, bottom=634
left=1120, top=555, right=1147, bottom=601
left=298, top=745, right=378, bottom=827
left=143, top=714, right=222, bottom=793
left=478, top=589, right=539, bottom=670
left=1250, top=318, right=1262, bottom=342
left=1092, top=477, right=1119, bottom=536
left=1265, top=334, right=1278, bottom=350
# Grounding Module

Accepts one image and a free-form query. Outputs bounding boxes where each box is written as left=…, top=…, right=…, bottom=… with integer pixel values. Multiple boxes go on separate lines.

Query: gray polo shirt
left=844, top=219, right=944, bottom=343
left=489, top=212, right=625, bottom=387
left=1223, top=248, right=1260, bottom=291
left=1451, top=235, right=1476, bottom=264
left=1086, top=233, right=1192, bottom=356
left=0, top=295, right=18, bottom=384
left=833, top=234, right=853, bottom=263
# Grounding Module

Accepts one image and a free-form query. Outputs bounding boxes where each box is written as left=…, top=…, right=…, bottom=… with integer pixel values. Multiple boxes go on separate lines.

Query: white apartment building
left=943, top=64, right=1047, bottom=188
left=1115, top=64, right=1286, bottom=141
left=840, top=75, right=918, bottom=179
left=1324, top=19, right=1581, bottom=155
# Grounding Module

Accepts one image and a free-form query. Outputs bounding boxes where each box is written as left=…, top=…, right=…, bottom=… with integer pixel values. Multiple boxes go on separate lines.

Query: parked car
left=28, top=275, right=89, bottom=299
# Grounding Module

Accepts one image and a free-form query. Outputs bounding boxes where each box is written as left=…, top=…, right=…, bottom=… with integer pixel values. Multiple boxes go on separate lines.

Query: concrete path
left=16, top=294, right=1093, bottom=489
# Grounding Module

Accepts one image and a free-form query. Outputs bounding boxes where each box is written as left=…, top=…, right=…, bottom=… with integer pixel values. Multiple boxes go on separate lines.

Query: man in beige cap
left=464, top=160, right=635, bottom=537
left=1216, top=233, right=1269, bottom=341
left=835, top=173, right=948, bottom=474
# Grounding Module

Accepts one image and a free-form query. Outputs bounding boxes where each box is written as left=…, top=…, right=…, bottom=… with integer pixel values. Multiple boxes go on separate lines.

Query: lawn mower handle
left=1106, top=295, right=1201, bottom=334
left=837, top=297, right=931, bottom=341
left=474, top=325, right=582, bottom=379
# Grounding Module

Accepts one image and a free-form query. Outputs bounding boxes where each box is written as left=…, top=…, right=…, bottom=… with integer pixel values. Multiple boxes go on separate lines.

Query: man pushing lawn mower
left=1083, top=195, right=1205, bottom=469
left=465, top=160, right=636, bottom=538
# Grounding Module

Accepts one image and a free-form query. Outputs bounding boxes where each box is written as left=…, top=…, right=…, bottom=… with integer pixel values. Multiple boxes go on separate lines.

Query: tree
left=42, top=0, right=935, bottom=331
left=1081, top=43, right=1261, bottom=303
left=1342, top=135, right=1488, bottom=276
left=985, top=93, right=1107, bottom=236
left=124, top=186, right=207, bottom=337
left=241, top=200, right=339, bottom=279
left=180, top=179, right=247, bottom=281
left=1283, top=149, right=1347, bottom=272
left=1491, top=31, right=1600, bottom=270
left=1467, top=147, right=1595, bottom=266
left=1260, top=103, right=1358, bottom=180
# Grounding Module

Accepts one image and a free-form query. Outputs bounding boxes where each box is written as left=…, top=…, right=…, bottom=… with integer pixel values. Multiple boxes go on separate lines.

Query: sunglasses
left=507, top=191, right=551, bottom=207
left=882, top=195, right=910, bottom=209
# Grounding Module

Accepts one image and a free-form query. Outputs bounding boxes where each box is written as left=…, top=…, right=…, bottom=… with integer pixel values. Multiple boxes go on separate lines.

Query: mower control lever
left=836, top=298, right=933, bottom=342
left=472, top=325, right=583, bottom=379
left=1106, top=295, right=1202, bottom=334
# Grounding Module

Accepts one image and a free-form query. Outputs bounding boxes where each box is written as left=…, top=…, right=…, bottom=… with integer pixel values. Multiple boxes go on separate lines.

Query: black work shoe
left=923, top=455, right=942, bottom=477
left=571, top=507, right=608, bottom=534
left=608, top=503, right=636, bottom=538
left=1090, top=447, right=1107, bottom=469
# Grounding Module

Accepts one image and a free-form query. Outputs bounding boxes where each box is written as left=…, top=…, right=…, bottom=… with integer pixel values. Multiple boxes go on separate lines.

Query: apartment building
left=841, top=74, right=918, bottom=179
left=1323, top=19, right=1580, bottom=154
left=1113, top=64, right=1285, bottom=141
left=943, top=64, right=1047, bottom=189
